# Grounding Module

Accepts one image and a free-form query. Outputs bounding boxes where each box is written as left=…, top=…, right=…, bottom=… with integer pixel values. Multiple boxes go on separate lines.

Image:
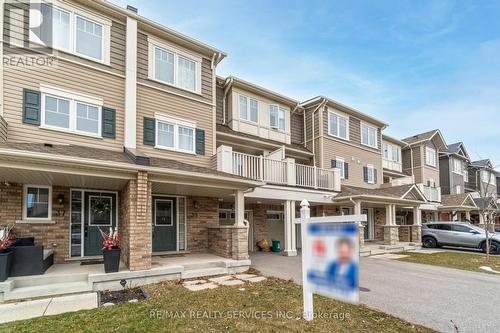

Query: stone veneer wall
left=0, top=184, right=70, bottom=264
left=374, top=208, right=386, bottom=241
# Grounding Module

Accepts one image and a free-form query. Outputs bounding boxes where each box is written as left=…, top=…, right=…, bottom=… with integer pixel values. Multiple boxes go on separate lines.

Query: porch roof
left=439, top=193, right=477, bottom=211
left=332, top=184, right=426, bottom=205
left=0, top=143, right=264, bottom=188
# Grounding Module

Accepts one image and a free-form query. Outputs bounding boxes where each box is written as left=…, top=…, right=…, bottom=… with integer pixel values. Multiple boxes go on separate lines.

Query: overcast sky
left=111, top=0, right=500, bottom=166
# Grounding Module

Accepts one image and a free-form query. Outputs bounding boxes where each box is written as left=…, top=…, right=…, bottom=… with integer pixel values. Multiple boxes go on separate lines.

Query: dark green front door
left=152, top=197, right=177, bottom=252
left=362, top=208, right=369, bottom=239
left=84, top=192, right=117, bottom=256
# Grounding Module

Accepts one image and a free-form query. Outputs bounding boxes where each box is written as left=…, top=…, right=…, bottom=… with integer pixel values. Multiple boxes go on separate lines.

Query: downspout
left=222, top=77, right=233, bottom=125
left=311, top=99, right=327, bottom=167
left=210, top=52, right=221, bottom=155
left=303, top=109, right=307, bottom=147
left=410, top=144, right=415, bottom=180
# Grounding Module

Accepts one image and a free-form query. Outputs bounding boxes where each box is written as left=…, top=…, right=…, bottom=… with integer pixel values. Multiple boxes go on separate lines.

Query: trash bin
left=271, top=240, right=281, bottom=252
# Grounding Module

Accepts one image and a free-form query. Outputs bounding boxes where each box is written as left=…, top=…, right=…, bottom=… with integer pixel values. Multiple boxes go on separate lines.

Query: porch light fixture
left=57, top=194, right=65, bottom=205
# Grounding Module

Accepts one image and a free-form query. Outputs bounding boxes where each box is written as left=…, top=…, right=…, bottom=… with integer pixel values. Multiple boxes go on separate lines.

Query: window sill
left=16, top=220, right=55, bottom=224
left=327, top=133, right=350, bottom=142
left=29, top=40, right=110, bottom=67
left=147, top=77, right=202, bottom=97
left=361, top=142, right=378, bottom=149
left=39, top=125, right=103, bottom=140
left=154, top=145, right=196, bottom=155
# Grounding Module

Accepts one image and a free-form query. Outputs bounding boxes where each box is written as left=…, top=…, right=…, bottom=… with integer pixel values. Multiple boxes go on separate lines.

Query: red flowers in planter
left=0, top=226, right=15, bottom=251
left=101, top=227, right=120, bottom=250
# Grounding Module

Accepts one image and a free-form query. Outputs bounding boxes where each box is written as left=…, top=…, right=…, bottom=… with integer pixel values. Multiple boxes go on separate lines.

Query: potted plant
left=0, top=225, right=15, bottom=282
left=100, top=227, right=120, bottom=273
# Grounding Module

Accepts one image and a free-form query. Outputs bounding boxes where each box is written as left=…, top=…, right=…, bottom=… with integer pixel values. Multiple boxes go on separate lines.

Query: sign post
left=298, top=199, right=366, bottom=321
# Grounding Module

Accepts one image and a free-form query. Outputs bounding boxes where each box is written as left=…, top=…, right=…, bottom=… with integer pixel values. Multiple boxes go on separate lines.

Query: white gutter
left=311, top=98, right=327, bottom=166
left=0, top=148, right=264, bottom=186
left=222, top=77, right=233, bottom=125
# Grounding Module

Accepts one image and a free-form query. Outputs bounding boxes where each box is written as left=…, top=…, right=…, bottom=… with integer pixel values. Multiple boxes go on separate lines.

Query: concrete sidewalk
left=251, top=252, right=500, bottom=333
left=0, top=292, right=98, bottom=324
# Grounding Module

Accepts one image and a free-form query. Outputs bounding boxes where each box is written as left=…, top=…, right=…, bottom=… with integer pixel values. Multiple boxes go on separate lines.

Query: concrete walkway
left=0, top=292, right=98, bottom=324
left=251, top=252, right=500, bottom=333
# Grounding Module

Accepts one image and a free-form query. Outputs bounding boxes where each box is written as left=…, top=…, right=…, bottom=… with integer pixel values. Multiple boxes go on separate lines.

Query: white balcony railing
left=217, top=145, right=340, bottom=191
left=417, top=184, right=441, bottom=203
left=382, top=159, right=402, bottom=172
left=390, top=175, right=414, bottom=186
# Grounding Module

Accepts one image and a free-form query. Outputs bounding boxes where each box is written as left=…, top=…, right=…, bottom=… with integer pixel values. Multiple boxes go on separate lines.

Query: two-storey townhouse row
left=437, top=142, right=477, bottom=221
left=466, top=159, right=499, bottom=227
left=0, top=0, right=264, bottom=292
left=400, top=129, right=447, bottom=222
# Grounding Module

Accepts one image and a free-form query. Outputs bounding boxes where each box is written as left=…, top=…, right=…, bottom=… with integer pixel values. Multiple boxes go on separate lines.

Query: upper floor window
left=425, top=147, right=437, bottom=167
left=31, top=2, right=110, bottom=64
left=149, top=38, right=201, bottom=94
left=361, top=123, right=377, bottom=148
left=40, top=86, right=102, bottom=137
left=332, top=157, right=346, bottom=179
left=463, top=170, right=469, bottom=183
left=328, top=111, right=348, bottom=140
left=155, top=114, right=196, bottom=154
left=452, top=158, right=463, bottom=174
left=481, top=171, right=496, bottom=185
left=239, top=95, right=258, bottom=123
left=364, top=165, right=376, bottom=184
left=269, top=105, right=286, bottom=131
left=382, top=142, right=400, bottom=162
left=23, top=185, right=52, bottom=221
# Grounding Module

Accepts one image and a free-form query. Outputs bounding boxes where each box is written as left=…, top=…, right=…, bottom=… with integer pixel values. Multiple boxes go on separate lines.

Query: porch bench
left=9, top=238, right=54, bottom=277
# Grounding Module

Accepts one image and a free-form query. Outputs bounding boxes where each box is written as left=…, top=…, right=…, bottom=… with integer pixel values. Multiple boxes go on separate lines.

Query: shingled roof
left=401, top=129, right=440, bottom=144
left=333, top=184, right=426, bottom=203
left=440, top=193, right=477, bottom=209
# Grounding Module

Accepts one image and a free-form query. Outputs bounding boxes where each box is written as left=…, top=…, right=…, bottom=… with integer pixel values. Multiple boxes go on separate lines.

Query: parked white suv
left=422, top=222, right=500, bottom=254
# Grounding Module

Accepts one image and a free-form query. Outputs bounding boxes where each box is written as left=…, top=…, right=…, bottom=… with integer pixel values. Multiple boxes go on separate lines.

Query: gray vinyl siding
left=439, top=156, right=451, bottom=194
left=3, top=0, right=126, bottom=76
left=215, top=84, right=225, bottom=124
left=137, top=32, right=214, bottom=104
left=290, top=112, right=304, bottom=144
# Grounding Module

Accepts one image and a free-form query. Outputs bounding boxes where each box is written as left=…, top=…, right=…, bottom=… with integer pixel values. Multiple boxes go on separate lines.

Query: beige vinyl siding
left=215, top=84, right=225, bottom=124
left=136, top=32, right=214, bottom=104
left=136, top=85, right=213, bottom=166
left=3, top=47, right=125, bottom=150
left=3, top=0, right=126, bottom=76
left=290, top=112, right=304, bottom=144
left=349, top=117, right=361, bottom=145
left=322, top=138, right=382, bottom=189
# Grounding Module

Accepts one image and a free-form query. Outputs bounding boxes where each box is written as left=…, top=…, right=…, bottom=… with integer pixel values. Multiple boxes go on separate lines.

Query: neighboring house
left=437, top=142, right=477, bottom=220
left=466, top=159, right=499, bottom=226
left=381, top=134, right=411, bottom=185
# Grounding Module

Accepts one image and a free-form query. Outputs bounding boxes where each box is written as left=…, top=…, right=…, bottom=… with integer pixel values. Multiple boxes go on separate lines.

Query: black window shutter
left=344, top=162, right=349, bottom=179
left=363, top=166, right=368, bottom=182
left=143, top=117, right=155, bottom=146
left=374, top=169, right=378, bottom=183
left=23, top=89, right=41, bottom=125
left=101, top=107, right=116, bottom=138
left=195, top=128, right=205, bottom=155
left=331, top=160, right=337, bottom=168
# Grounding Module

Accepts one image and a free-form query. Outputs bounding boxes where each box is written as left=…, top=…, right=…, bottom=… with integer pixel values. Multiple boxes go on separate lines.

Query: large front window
left=155, top=115, right=196, bottom=154
left=361, top=123, right=377, bottom=148
left=32, top=2, right=108, bottom=63
left=426, top=147, right=437, bottom=167
left=23, top=185, right=52, bottom=220
left=328, top=112, right=348, bottom=140
left=151, top=42, right=200, bottom=93
left=269, top=105, right=286, bottom=130
left=41, top=87, right=102, bottom=136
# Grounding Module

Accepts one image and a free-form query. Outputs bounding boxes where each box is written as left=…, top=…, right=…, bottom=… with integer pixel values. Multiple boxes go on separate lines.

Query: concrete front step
left=3, top=281, right=92, bottom=301
left=183, top=261, right=225, bottom=271
left=182, top=267, right=228, bottom=279
left=11, top=273, right=89, bottom=288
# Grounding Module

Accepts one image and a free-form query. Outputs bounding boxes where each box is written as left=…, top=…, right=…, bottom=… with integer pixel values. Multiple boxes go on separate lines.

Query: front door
left=362, top=208, right=370, bottom=239
left=84, top=192, right=117, bottom=256
left=152, top=197, right=177, bottom=252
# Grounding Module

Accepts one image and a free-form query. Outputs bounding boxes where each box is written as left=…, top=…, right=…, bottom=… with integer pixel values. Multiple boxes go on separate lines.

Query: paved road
left=251, top=252, right=500, bottom=333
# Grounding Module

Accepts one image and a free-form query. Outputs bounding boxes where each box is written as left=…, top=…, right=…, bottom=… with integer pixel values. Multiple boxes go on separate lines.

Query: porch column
left=354, top=200, right=364, bottom=246
left=231, top=190, right=249, bottom=260
left=411, top=206, right=422, bottom=244
left=234, top=190, right=245, bottom=227
left=121, top=171, right=152, bottom=271
left=465, top=211, right=471, bottom=221
left=284, top=200, right=297, bottom=256
left=384, top=204, right=399, bottom=245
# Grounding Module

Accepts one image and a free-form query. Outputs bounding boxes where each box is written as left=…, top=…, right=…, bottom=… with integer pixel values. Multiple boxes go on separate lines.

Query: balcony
left=382, top=159, right=402, bottom=172
left=390, top=175, right=414, bottom=186
left=216, top=145, right=340, bottom=191
left=417, top=184, right=441, bottom=203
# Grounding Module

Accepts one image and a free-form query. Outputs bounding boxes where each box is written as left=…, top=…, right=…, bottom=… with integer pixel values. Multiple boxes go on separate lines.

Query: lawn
left=397, top=251, right=500, bottom=274
left=0, top=278, right=434, bottom=333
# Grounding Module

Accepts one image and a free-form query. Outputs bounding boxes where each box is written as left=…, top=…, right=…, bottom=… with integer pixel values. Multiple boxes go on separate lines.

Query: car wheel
left=481, top=241, right=500, bottom=254
left=423, top=237, right=437, bottom=248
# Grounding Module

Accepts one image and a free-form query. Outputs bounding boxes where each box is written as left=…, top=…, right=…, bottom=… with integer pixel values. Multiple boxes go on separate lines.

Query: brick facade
left=187, top=196, right=219, bottom=252
left=0, top=184, right=70, bottom=264
left=207, top=226, right=249, bottom=260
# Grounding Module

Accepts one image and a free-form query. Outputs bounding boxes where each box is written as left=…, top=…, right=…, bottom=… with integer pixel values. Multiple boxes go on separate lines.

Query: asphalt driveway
left=251, top=252, right=500, bottom=333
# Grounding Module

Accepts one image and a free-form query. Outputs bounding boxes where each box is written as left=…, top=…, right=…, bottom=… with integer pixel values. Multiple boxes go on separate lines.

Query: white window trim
left=452, top=158, right=463, bottom=175
left=39, top=85, right=103, bottom=138
left=154, top=199, right=174, bottom=226
left=22, top=185, right=53, bottom=222
left=154, top=113, right=197, bottom=155
left=238, top=94, right=259, bottom=123
left=335, top=156, right=345, bottom=180
left=425, top=147, right=437, bottom=167
left=361, top=122, right=378, bottom=149
left=148, top=37, right=202, bottom=95
left=29, top=0, right=111, bottom=65
left=382, top=142, right=401, bottom=162
left=327, top=110, right=349, bottom=141
left=463, top=170, right=469, bottom=183
left=269, top=104, right=286, bottom=132
left=366, top=164, right=375, bottom=184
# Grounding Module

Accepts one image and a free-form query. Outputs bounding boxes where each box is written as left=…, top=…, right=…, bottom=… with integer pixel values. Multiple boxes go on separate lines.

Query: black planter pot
left=103, top=247, right=121, bottom=273
left=0, top=249, right=13, bottom=282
